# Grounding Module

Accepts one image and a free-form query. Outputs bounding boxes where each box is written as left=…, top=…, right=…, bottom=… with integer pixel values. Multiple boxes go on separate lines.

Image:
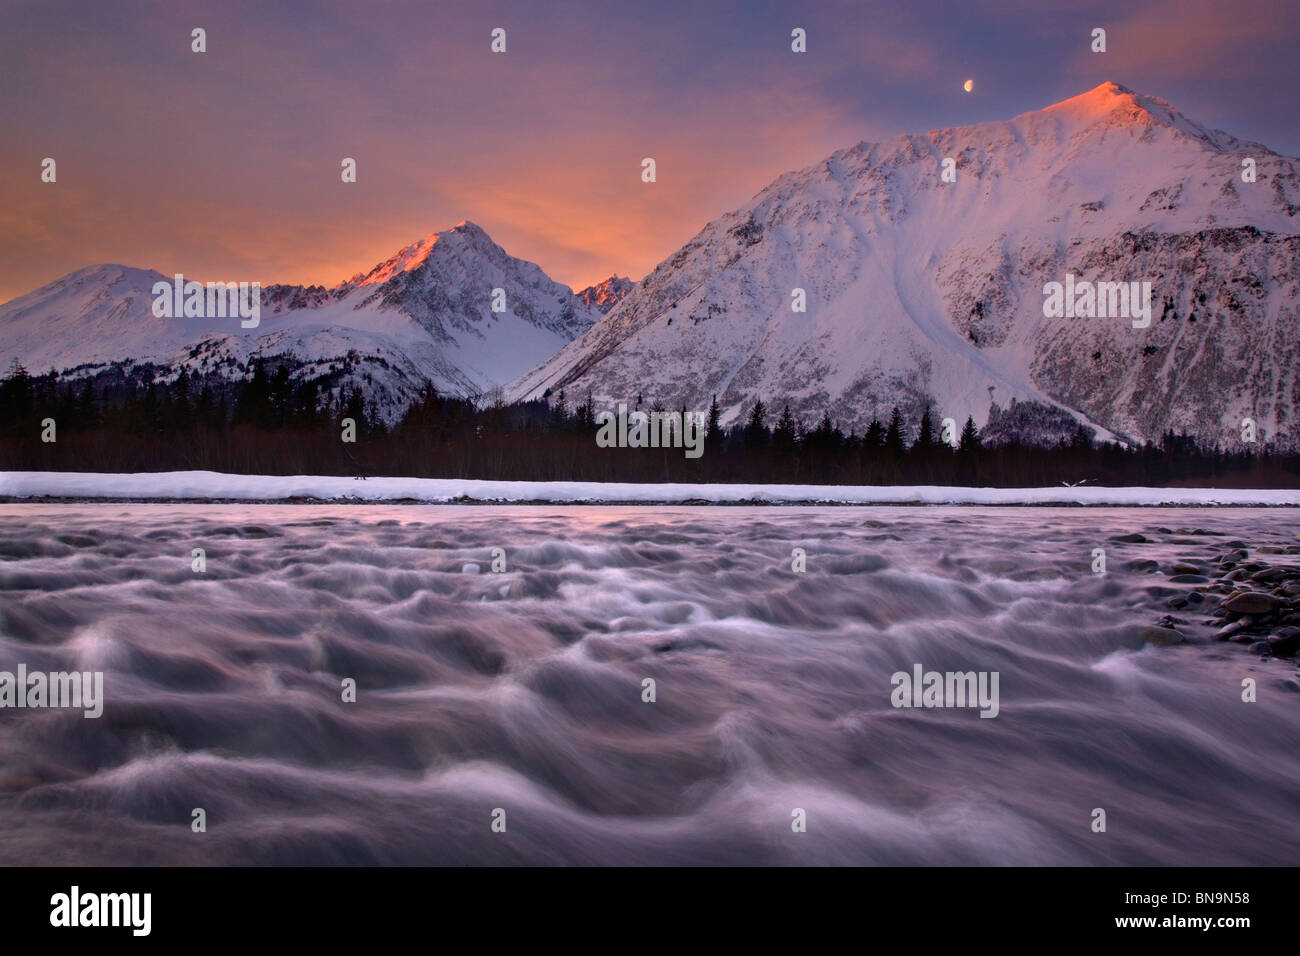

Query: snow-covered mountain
left=576, top=275, right=636, bottom=314
left=0, top=221, right=598, bottom=421
left=506, top=83, right=1300, bottom=447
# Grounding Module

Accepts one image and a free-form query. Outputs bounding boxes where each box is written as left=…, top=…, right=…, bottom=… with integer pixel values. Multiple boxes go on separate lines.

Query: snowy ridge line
left=503, top=82, right=1300, bottom=447
left=1, top=472, right=1298, bottom=506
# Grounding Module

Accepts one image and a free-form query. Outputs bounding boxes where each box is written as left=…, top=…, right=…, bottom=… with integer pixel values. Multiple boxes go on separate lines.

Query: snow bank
left=2, top=471, right=1298, bottom=506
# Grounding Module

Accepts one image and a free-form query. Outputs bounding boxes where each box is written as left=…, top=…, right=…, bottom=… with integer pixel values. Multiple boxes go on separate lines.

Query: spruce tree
left=745, top=399, right=768, bottom=451
left=551, top=389, right=569, bottom=432
left=916, top=407, right=935, bottom=451
left=885, top=406, right=905, bottom=458
left=172, top=369, right=193, bottom=430
left=773, top=404, right=796, bottom=457
left=706, top=394, right=722, bottom=452
left=863, top=418, right=885, bottom=450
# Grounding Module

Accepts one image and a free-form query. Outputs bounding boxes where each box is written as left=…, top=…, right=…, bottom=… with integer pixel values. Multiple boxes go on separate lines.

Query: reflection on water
left=0, top=504, right=1297, bottom=865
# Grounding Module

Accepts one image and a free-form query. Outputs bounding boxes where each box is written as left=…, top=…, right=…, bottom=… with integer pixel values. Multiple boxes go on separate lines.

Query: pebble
left=1268, top=627, right=1300, bottom=655
left=1138, top=625, right=1184, bottom=646
left=1224, top=592, right=1281, bottom=615
left=1215, top=620, right=1249, bottom=640
left=1250, top=568, right=1288, bottom=583
left=1157, top=545, right=1300, bottom=658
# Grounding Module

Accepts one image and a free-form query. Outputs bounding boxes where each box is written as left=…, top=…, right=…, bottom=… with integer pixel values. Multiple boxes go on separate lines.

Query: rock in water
left=1224, top=592, right=1281, bottom=615
left=1138, top=626, right=1185, bottom=646
left=1214, top=620, right=1250, bottom=641
left=1267, top=627, right=1300, bottom=655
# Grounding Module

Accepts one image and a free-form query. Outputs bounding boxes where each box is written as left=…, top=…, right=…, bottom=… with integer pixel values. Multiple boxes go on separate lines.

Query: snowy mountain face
left=576, top=275, right=636, bottom=314
left=0, top=221, right=598, bottom=422
left=506, top=83, right=1300, bottom=448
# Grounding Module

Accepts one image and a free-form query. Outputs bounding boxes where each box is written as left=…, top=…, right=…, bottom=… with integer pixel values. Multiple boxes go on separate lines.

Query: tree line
left=1, top=359, right=1296, bottom=488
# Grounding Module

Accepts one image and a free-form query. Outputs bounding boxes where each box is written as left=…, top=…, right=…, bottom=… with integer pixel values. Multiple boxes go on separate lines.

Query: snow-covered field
left=1, top=470, right=1298, bottom=506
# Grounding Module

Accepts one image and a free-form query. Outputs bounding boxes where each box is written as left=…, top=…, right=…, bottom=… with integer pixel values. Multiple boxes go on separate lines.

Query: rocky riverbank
left=1122, top=528, right=1300, bottom=658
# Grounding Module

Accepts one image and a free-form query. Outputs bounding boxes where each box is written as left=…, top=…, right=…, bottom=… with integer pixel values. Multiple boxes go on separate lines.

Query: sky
left=1, top=0, right=1297, bottom=304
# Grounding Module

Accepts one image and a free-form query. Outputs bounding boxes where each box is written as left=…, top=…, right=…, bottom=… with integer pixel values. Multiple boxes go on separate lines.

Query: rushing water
left=0, top=503, right=1297, bottom=866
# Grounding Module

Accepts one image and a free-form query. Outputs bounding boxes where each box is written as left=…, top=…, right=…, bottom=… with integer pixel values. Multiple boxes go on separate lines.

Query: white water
left=0, top=504, right=1297, bottom=864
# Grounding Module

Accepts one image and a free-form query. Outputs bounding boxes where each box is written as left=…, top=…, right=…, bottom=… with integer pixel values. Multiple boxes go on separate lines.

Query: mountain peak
left=576, top=274, right=635, bottom=314
left=352, top=221, right=495, bottom=287
left=356, top=233, right=440, bottom=286
left=507, top=80, right=1299, bottom=446
left=1077, top=79, right=1135, bottom=101
left=1044, top=81, right=1155, bottom=118
left=1038, top=81, right=1241, bottom=150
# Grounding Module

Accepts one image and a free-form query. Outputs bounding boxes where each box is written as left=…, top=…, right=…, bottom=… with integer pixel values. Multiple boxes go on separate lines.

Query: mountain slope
left=0, top=221, right=598, bottom=420
left=505, top=83, right=1300, bottom=447
left=576, top=275, right=636, bottom=314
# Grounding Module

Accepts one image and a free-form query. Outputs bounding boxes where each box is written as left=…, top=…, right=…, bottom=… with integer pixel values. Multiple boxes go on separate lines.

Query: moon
left=963, top=78, right=974, bottom=93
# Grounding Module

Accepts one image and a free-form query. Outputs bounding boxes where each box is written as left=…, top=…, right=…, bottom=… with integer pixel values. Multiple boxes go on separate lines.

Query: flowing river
left=1, top=503, right=1297, bottom=865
